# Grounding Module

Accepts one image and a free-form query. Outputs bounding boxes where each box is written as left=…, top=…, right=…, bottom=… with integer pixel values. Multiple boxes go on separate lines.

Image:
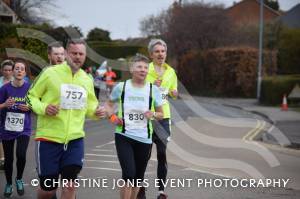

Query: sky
left=51, top=0, right=300, bottom=40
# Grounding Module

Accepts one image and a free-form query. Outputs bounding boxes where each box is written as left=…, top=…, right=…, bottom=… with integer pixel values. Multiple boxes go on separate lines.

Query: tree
left=8, top=0, right=58, bottom=24
left=140, top=10, right=170, bottom=37
left=45, top=26, right=83, bottom=45
left=264, top=0, right=279, bottom=11
left=86, top=28, right=111, bottom=42
left=141, top=2, right=233, bottom=57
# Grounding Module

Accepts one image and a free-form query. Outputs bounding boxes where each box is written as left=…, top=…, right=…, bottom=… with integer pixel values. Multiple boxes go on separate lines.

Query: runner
left=106, top=54, right=164, bottom=199
left=47, top=41, right=65, bottom=65
left=0, top=59, right=14, bottom=172
left=85, top=66, right=94, bottom=79
left=94, top=60, right=108, bottom=100
left=139, top=39, right=178, bottom=199
left=0, top=60, right=14, bottom=86
left=26, top=39, right=106, bottom=199
left=0, top=59, right=32, bottom=198
left=103, top=66, right=117, bottom=96
left=46, top=40, right=66, bottom=199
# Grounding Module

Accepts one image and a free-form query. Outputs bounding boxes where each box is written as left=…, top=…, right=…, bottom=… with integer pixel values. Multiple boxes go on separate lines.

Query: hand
left=170, top=90, right=178, bottom=98
left=95, top=106, right=106, bottom=118
left=46, top=104, right=60, bottom=116
left=144, top=110, right=154, bottom=120
left=18, top=104, right=30, bottom=112
left=154, top=79, right=162, bottom=87
left=109, top=114, right=123, bottom=126
left=5, top=97, right=15, bottom=108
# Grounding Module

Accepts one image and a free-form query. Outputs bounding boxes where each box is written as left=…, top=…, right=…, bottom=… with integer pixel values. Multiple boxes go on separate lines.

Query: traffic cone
left=281, top=94, right=288, bottom=111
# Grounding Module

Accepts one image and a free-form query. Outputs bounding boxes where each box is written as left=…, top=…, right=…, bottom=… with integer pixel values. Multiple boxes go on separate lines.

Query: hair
left=130, top=53, right=150, bottom=66
left=47, top=41, right=64, bottom=54
left=13, top=58, right=28, bottom=71
left=147, top=38, right=167, bottom=54
left=66, top=38, right=86, bottom=50
left=1, top=59, right=14, bottom=69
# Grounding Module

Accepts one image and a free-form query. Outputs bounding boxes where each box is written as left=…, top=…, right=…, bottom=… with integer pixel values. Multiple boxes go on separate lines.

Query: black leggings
left=115, top=133, right=152, bottom=181
left=2, top=135, right=30, bottom=184
left=152, top=119, right=171, bottom=191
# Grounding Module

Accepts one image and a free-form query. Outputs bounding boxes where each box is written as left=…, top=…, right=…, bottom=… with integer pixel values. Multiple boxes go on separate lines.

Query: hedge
left=260, top=75, right=300, bottom=105
left=277, top=28, right=300, bottom=74
left=84, top=42, right=148, bottom=80
left=0, top=23, right=147, bottom=79
left=87, top=42, right=147, bottom=60
left=177, top=47, right=277, bottom=97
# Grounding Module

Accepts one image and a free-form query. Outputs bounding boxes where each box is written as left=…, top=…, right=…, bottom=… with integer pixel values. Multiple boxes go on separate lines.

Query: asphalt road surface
left=1, top=98, right=300, bottom=199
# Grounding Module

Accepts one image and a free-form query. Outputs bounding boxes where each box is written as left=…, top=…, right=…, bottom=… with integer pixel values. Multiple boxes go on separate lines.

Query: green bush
left=0, top=23, right=84, bottom=76
left=260, top=75, right=300, bottom=105
left=278, top=28, right=300, bottom=74
left=0, top=23, right=147, bottom=80
left=0, top=23, right=50, bottom=40
left=87, top=42, right=147, bottom=59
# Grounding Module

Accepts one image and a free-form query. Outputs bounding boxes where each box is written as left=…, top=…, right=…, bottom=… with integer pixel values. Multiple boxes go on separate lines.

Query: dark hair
left=47, top=41, right=64, bottom=54
left=66, top=38, right=86, bottom=49
left=13, top=59, right=28, bottom=72
left=1, top=59, right=14, bottom=69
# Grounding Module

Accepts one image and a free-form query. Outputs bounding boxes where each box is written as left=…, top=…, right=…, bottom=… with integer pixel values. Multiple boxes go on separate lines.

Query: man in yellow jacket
left=26, top=39, right=106, bottom=199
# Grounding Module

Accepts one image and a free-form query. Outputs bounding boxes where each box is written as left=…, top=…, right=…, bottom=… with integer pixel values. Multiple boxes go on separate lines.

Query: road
left=0, top=97, right=300, bottom=198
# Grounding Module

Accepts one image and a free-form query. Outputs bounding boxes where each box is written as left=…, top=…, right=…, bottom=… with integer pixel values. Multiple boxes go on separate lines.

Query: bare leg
left=120, top=186, right=132, bottom=199
left=0, top=143, right=4, bottom=161
left=61, top=182, right=76, bottom=199
left=37, top=187, right=57, bottom=199
left=130, top=187, right=140, bottom=199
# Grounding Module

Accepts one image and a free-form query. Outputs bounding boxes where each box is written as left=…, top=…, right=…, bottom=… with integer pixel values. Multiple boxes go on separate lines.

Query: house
left=226, top=0, right=282, bottom=26
left=0, top=0, right=18, bottom=23
left=278, top=4, right=300, bottom=28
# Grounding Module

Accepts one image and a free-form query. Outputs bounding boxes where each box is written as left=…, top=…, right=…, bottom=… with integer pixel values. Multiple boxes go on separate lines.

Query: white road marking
left=92, top=149, right=114, bottom=152
left=83, top=167, right=121, bottom=172
left=182, top=168, right=231, bottom=179
left=95, top=141, right=115, bottom=148
left=84, top=159, right=119, bottom=164
left=85, top=153, right=117, bottom=158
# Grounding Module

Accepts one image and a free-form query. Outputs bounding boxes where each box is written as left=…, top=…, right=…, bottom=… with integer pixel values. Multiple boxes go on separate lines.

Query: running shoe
left=3, top=184, right=13, bottom=198
left=157, top=193, right=168, bottom=199
left=15, top=179, right=24, bottom=196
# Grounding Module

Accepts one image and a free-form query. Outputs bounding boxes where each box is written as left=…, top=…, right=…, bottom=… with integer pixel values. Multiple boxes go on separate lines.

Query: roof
left=0, top=0, right=16, bottom=17
left=227, top=0, right=281, bottom=16
left=279, top=4, right=300, bottom=28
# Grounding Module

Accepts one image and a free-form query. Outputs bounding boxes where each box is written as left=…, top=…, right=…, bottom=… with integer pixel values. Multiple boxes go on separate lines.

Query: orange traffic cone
left=281, top=94, right=288, bottom=111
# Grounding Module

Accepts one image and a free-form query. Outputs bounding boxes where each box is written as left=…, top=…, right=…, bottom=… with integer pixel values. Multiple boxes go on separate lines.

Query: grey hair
left=148, top=39, right=167, bottom=53
left=66, top=38, right=86, bottom=49
left=130, top=53, right=149, bottom=64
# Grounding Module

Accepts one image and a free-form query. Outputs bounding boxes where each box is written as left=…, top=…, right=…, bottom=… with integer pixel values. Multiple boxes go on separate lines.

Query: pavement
left=185, top=96, right=300, bottom=149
